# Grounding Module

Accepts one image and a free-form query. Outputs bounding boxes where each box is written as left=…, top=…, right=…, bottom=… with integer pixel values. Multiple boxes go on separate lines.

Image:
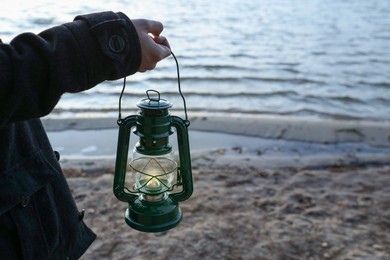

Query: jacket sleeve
left=0, top=11, right=141, bottom=128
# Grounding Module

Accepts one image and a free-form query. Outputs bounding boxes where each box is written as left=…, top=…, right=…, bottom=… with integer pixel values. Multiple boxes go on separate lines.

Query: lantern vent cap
left=137, top=90, right=172, bottom=110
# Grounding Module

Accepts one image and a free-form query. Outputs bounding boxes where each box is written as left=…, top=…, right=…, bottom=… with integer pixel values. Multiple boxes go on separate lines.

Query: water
left=1, top=0, right=390, bottom=121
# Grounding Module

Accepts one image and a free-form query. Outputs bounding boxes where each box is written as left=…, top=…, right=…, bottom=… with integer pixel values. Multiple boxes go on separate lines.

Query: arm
left=0, top=11, right=170, bottom=128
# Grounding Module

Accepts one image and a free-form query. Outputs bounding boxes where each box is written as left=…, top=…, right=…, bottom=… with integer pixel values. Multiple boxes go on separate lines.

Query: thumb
left=153, top=36, right=171, bottom=49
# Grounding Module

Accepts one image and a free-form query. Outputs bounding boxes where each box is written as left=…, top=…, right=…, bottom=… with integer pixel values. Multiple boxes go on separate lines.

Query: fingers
left=145, top=20, right=164, bottom=36
left=153, top=35, right=171, bottom=49
left=133, top=19, right=164, bottom=36
left=131, top=19, right=171, bottom=72
left=157, top=44, right=172, bottom=60
left=152, top=35, right=171, bottom=60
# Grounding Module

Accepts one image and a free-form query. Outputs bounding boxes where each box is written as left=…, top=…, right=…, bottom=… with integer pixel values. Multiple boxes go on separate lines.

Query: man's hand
left=131, top=19, right=171, bottom=72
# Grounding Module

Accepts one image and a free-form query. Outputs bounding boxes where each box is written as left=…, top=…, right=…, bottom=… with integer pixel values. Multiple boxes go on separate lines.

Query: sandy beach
left=43, top=114, right=390, bottom=259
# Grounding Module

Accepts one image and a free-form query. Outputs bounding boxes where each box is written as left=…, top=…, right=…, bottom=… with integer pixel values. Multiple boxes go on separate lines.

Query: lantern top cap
left=137, top=90, right=172, bottom=110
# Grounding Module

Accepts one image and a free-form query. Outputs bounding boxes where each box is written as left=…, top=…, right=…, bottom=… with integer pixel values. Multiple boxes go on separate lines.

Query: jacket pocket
left=0, top=149, right=62, bottom=259
left=0, top=149, right=60, bottom=215
left=8, top=185, right=61, bottom=259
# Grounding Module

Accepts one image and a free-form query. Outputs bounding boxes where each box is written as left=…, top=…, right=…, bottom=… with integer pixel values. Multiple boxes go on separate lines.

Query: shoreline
left=43, top=112, right=390, bottom=146
left=44, top=113, right=390, bottom=171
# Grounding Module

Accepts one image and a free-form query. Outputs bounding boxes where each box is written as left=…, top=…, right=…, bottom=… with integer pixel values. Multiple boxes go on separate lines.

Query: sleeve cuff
left=74, top=11, right=141, bottom=78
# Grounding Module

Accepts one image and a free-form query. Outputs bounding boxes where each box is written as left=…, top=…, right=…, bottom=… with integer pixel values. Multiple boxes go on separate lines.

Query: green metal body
left=125, top=196, right=182, bottom=232
left=113, top=95, right=193, bottom=233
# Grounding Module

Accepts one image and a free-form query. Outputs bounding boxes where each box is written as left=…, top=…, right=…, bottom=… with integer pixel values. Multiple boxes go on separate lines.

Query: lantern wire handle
left=171, top=51, right=189, bottom=124
left=118, top=51, right=189, bottom=125
left=118, top=77, right=126, bottom=123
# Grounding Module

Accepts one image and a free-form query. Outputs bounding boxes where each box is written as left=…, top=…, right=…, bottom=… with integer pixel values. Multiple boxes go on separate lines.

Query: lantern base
left=125, top=196, right=182, bottom=233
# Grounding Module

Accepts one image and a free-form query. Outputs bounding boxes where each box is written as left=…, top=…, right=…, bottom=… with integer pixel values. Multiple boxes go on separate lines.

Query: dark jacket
left=0, top=11, right=141, bottom=259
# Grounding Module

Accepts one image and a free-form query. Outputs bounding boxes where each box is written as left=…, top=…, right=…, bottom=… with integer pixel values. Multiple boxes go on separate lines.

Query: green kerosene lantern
left=113, top=89, right=193, bottom=233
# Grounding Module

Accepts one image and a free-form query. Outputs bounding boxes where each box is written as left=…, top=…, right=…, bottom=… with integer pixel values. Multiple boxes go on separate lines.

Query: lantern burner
left=128, top=157, right=178, bottom=196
